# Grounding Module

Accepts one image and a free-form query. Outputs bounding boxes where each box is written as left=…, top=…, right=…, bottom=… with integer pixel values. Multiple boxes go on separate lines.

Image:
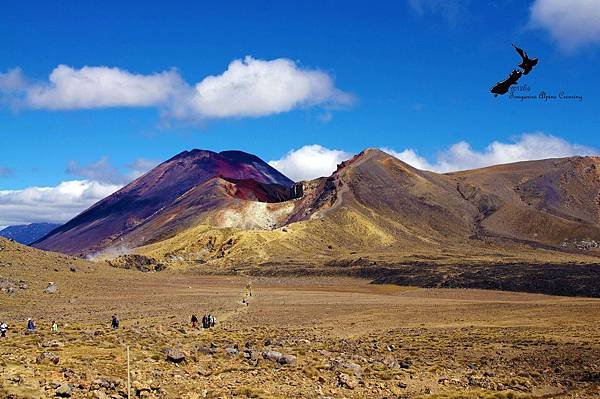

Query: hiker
left=210, top=314, right=216, bottom=327
left=191, top=314, right=198, bottom=328
left=111, top=314, right=120, bottom=330
left=0, top=322, right=7, bottom=337
left=27, top=318, right=36, bottom=332
left=51, top=320, right=59, bottom=333
left=202, top=314, right=209, bottom=329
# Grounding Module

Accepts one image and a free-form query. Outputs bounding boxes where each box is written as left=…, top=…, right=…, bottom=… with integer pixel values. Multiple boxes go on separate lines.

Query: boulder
left=225, top=347, right=239, bottom=356
left=44, top=282, right=58, bottom=294
left=263, top=350, right=283, bottom=363
left=55, top=383, right=72, bottom=397
left=337, top=373, right=358, bottom=389
left=165, top=348, right=186, bottom=363
left=36, top=351, right=60, bottom=365
left=278, top=354, right=297, bottom=366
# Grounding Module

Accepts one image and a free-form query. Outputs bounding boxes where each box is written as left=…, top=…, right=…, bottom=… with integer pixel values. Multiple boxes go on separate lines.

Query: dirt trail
left=212, top=278, right=254, bottom=325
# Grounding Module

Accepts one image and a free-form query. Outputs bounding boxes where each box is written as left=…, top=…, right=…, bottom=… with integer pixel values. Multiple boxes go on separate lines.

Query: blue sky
left=1, top=0, right=599, bottom=226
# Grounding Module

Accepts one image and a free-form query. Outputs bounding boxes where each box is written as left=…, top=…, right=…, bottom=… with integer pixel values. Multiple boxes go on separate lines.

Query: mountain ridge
left=0, top=223, right=61, bottom=245
left=33, top=148, right=600, bottom=265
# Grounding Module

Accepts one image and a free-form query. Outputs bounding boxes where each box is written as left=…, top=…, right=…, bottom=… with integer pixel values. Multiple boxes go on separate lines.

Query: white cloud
left=27, top=65, right=185, bottom=109
left=529, top=0, right=600, bottom=51
left=380, top=148, right=432, bottom=170
left=185, top=56, right=353, bottom=119
left=0, top=57, right=353, bottom=121
left=269, top=144, right=353, bottom=181
left=271, top=134, right=596, bottom=182
left=382, top=133, right=598, bottom=172
left=0, top=180, right=121, bottom=226
left=0, top=68, right=26, bottom=91
left=0, top=157, right=160, bottom=227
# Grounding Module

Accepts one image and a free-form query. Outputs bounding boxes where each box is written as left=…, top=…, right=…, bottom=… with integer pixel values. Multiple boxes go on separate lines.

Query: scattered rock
left=91, top=378, right=111, bottom=389
left=225, top=347, right=239, bottom=356
left=91, top=390, right=109, bottom=399
left=0, top=279, right=28, bottom=294
left=263, top=350, right=283, bottom=363
left=44, top=282, right=58, bottom=294
left=165, top=348, right=186, bottom=363
left=42, top=340, right=64, bottom=348
left=107, top=254, right=165, bottom=272
left=278, top=354, right=297, bottom=366
left=55, top=383, right=72, bottom=397
left=337, top=373, right=358, bottom=389
left=197, top=345, right=217, bottom=355
left=399, top=360, right=412, bottom=369
left=36, top=351, right=60, bottom=365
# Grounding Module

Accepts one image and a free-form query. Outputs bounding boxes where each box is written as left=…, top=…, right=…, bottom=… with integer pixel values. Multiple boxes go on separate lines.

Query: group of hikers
left=1, top=282, right=254, bottom=338
left=191, top=314, right=217, bottom=329
left=0, top=318, right=59, bottom=337
left=1, top=312, right=216, bottom=338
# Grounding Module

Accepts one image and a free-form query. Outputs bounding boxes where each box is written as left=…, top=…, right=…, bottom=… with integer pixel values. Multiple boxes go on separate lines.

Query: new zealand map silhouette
left=491, top=44, right=539, bottom=97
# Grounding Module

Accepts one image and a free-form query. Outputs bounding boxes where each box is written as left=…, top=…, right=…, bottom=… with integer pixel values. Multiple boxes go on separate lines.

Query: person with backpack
left=51, top=320, right=59, bottom=333
left=202, top=314, right=209, bottom=329
left=111, top=314, right=120, bottom=330
left=0, top=322, right=8, bottom=337
left=209, top=314, right=216, bottom=327
left=191, top=314, right=198, bottom=328
left=27, top=318, right=36, bottom=332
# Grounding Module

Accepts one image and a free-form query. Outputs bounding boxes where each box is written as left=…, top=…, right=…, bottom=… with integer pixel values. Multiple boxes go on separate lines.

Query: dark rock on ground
left=165, top=348, right=186, bottom=363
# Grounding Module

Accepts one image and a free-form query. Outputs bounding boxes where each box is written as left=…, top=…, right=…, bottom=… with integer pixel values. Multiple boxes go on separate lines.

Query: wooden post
left=127, top=345, right=131, bottom=399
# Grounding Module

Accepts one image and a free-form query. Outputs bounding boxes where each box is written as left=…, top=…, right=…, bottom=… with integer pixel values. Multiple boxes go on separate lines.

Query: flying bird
left=513, top=44, right=538, bottom=75
left=490, top=69, right=523, bottom=97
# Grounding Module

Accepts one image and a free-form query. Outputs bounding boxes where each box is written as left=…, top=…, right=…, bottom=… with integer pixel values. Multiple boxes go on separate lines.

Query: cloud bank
left=0, top=157, right=159, bottom=228
left=385, top=133, right=598, bottom=172
left=269, top=134, right=597, bottom=183
left=529, top=0, right=600, bottom=51
left=0, top=57, right=353, bottom=121
left=0, top=180, right=120, bottom=227
left=268, top=144, right=353, bottom=181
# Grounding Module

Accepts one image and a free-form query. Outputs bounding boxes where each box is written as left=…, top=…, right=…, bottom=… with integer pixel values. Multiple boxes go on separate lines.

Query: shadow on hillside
left=250, top=261, right=600, bottom=298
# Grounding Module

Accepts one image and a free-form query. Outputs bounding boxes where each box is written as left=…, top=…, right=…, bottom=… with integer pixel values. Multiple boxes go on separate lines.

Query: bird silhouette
left=490, top=69, right=523, bottom=97
left=513, top=44, right=538, bottom=75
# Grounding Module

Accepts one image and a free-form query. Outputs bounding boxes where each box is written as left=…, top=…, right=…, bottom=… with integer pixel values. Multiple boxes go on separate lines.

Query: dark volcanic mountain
left=33, top=149, right=294, bottom=255
left=0, top=223, right=61, bottom=245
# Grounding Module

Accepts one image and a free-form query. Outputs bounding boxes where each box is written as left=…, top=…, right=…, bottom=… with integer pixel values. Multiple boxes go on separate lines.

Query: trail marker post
left=127, top=345, right=131, bottom=399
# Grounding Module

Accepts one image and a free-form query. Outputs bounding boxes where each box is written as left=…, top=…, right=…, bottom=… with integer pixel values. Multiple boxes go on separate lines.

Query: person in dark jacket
left=191, top=314, right=198, bottom=328
left=27, top=318, right=36, bottom=332
left=111, top=314, right=120, bottom=330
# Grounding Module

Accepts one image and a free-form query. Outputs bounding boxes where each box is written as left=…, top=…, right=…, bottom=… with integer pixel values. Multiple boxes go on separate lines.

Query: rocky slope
left=137, top=149, right=600, bottom=271
left=33, top=148, right=600, bottom=266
